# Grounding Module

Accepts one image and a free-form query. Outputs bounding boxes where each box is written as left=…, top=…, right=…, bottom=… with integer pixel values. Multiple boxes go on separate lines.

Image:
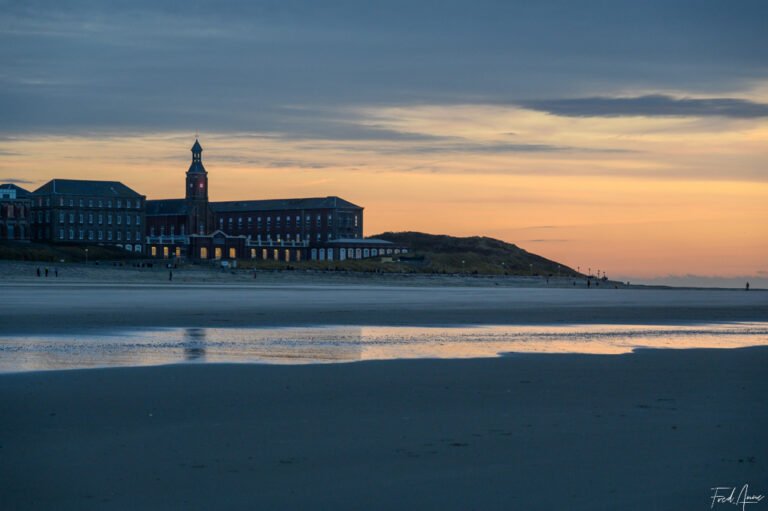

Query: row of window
left=58, top=229, right=142, bottom=242
left=217, top=214, right=359, bottom=228
left=39, top=197, right=142, bottom=209
left=45, top=212, right=142, bottom=226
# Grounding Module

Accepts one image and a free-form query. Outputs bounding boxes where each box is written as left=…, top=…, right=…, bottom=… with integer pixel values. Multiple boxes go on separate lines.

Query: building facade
left=29, top=179, right=146, bottom=253
left=146, top=140, right=402, bottom=262
left=0, top=184, right=32, bottom=242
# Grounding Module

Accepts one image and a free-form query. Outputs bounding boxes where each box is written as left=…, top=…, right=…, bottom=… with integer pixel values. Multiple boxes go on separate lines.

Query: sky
left=1, top=0, right=767, bottom=286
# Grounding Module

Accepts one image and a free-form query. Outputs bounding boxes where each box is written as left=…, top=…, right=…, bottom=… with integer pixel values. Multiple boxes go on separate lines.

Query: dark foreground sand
left=1, top=283, right=767, bottom=334
left=1, top=348, right=766, bottom=510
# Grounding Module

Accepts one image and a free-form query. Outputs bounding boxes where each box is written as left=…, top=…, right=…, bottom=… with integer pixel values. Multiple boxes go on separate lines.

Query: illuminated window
left=151, top=246, right=157, bottom=257
left=229, top=247, right=236, bottom=259
left=175, top=247, right=181, bottom=258
left=262, top=248, right=267, bottom=260
left=200, top=247, right=208, bottom=259
left=285, top=249, right=290, bottom=262
left=250, top=248, right=256, bottom=259
left=214, top=247, right=222, bottom=260
left=163, top=246, right=169, bottom=259
left=273, top=249, right=279, bottom=260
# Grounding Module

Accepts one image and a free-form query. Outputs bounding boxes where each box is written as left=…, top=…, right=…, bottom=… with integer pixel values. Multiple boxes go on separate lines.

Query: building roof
left=211, top=196, right=362, bottom=213
left=33, top=179, right=143, bottom=198
left=0, top=183, right=32, bottom=197
left=327, top=238, right=394, bottom=246
left=191, top=139, right=203, bottom=153
left=146, top=199, right=189, bottom=216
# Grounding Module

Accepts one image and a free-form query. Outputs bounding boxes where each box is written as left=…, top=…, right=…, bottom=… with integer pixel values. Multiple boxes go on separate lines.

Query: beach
left=1, top=348, right=766, bottom=510
left=1, top=265, right=767, bottom=509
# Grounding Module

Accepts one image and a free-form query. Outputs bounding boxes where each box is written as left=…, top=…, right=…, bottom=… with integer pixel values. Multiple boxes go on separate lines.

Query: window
left=127, top=231, right=132, bottom=241
left=135, top=215, right=140, bottom=226
left=88, top=213, right=93, bottom=224
left=108, top=200, right=112, bottom=208
left=150, top=227, right=155, bottom=236
left=200, top=247, right=208, bottom=259
left=88, top=230, right=94, bottom=240
left=59, top=198, right=64, bottom=206
left=98, top=200, right=102, bottom=208
left=214, top=247, right=222, bottom=260
left=45, top=212, right=50, bottom=222
left=151, top=246, right=157, bottom=257
left=229, top=247, right=236, bottom=259
left=136, top=231, right=141, bottom=241
left=117, top=200, right=122, bottom=208
left=117, top=215, right=122, bottom=225
left=98, top=231, right=103, bottom=240
left=160, top=226, right=164, bottom=236
left=78, top=230, right=84, bottom=240
left=135, top=244, right=141, bottom=253
left=328, top=214, right=332, bottom=226
left=98, top=214, right=103, bottom=225
left=175, top=247, right=181, bottom=258
left=126, top=215, right=132, bottom=226
left=79, top=199, right=83, bottom=207
left=69, top=199, right=74, bottom=207
left=163, top=246, right=169, bottom=259
left=59, top=212, right=65, bottom=223
left=68, top=229, right=74, bottom=240
left=69, top=213, right=74, bottom=223
left=58, top=229, right=64, bottom=239
left=108, top=214, right=112, bottom=225
left=126, top=200, right=131, bottom=208
left=108, top=231, right=113, bottom=241
left=89, top=200, right=93, bottom=207
left=117, top=231, right=121, bottom=241
left=79, top=214, right=84, bottom=224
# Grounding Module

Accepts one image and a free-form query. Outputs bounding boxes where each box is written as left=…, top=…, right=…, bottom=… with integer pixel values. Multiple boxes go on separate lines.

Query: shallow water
left=1, top=322, right=767, bottom=372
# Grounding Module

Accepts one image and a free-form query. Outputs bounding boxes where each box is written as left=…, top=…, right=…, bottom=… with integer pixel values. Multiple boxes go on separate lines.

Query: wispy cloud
left=520, top=95, right=768, bottom=119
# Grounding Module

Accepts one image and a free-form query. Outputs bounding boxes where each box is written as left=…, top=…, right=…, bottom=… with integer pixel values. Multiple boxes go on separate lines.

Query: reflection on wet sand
left=0, top=323, right=766, bottom=372
left=183, top=328, right=207, bottom=362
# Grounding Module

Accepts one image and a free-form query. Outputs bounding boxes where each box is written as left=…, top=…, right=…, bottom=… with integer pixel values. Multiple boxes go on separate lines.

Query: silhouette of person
left=54, top=268, right=58, bottom=277
left=36, top=267, right=41, bottom=277
left=44, top=267, right=49, bottom=277
left=169, top=270, right=173, bottom=281
left=746, top=282, right=750, bottom=291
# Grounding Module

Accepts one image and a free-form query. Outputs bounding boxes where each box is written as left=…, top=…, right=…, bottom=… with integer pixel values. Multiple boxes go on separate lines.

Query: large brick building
left=0, top=184, right=32, bottom=241
left=145, top=139, right=402, bottom=262
left=29, top=179, right=146, bottom=253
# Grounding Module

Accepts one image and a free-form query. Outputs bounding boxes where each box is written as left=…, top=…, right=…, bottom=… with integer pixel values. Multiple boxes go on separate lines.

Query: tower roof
left=192, top=139, right=203, bottom=153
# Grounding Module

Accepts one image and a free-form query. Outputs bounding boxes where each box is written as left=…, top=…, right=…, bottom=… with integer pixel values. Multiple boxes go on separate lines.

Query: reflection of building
left=0, top=184, right=32, bottom=241
left=28, top=179, right=146, bottom=253
left=146, top=139, right=406, bottom=261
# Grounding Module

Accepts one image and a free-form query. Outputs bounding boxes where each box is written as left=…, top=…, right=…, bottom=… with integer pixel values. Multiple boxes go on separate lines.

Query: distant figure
left=54, top=268, right=58, bottom=278
left=44, top=267, right=49, bottom=277
left=36, top=267, right=41, bottom=277
left=746, top=282, right=750, bottom=291
left=169, top=270, right=173, bottom=281
left=587, top=280, right=591, bottom=288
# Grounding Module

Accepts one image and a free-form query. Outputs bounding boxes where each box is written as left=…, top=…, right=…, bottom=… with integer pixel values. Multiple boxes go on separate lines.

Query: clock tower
left=185, top=139, right=212, bottom=234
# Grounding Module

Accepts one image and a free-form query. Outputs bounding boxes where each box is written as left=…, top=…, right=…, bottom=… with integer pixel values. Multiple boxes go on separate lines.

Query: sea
left=1, top=322, right=767, bottom=372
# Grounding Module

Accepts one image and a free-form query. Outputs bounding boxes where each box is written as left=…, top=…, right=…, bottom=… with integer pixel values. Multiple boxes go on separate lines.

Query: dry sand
left=1, top=348, right=766, bottom=510
left=1, top=280, right=766, bottom=335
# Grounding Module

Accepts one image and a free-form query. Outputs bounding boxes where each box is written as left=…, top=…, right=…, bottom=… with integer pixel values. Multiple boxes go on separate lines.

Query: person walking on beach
left=44, top=267, right=49, bottom=277
left=169, top=269, right=173, bottom=281
left=54, top=267, right=58, bottom=278
left=746, top=282, right=750, bottom=291
left=36, top=267, right=41, bottom=277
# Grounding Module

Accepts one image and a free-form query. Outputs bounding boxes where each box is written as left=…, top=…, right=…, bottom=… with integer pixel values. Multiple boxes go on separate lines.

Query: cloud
left=520, top=95, right=768, bottom=119
left=0, top=177, right=35, bottom=184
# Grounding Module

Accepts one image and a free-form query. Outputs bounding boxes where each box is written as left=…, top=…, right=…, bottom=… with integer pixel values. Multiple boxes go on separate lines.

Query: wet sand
left=1, top=347, right=766, bottom=510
